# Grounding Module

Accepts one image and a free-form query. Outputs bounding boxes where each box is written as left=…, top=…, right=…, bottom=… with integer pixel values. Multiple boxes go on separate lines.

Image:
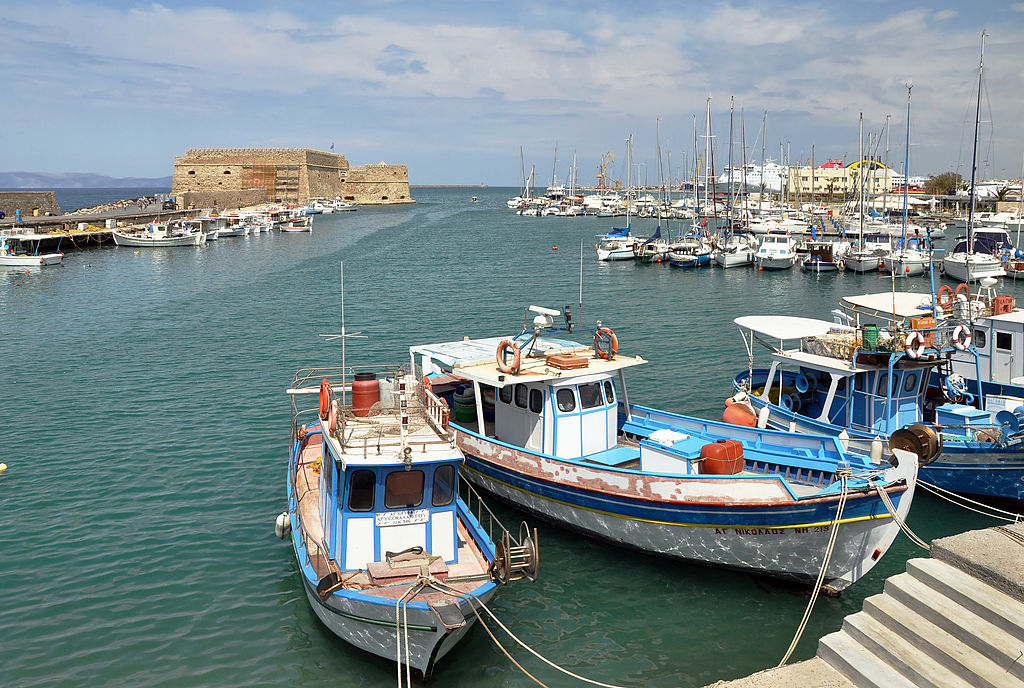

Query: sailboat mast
left=884, top=115, right=891, bottom=214
left=859, top=112, right=864, bottom=243
left=902, top=84, right=912, bottom=245
left=967, top=31, right=987, bottom=253
left=728, top=96, right=735, bottom=234
left=761, top=111, right=767, bottom=211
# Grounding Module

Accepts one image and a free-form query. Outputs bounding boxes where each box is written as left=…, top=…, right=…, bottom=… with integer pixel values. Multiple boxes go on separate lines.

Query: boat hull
left=295, top=557, right=493, bottom=678
left=112, top=232, right=205, bottom=247
left=453, top=418, right=914, bottom=592
left=756, top=255, right=796, bottom=270
left=0, top=253, right=63, bottom=266
left=943, top=254, right=1006, bottom=281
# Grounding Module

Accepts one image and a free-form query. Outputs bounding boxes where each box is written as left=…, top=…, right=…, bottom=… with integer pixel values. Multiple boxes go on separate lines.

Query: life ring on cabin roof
left=954, top=282, right=969, bottom=301
left=952, top=324, right=972, bottom=351
left=318, top=378, right=331, bottom=419
left=594, top=327, right=619, bottom=360
left=904, top=331, right=926, bottom=359
left=936, top=285, right=955, bottom=309
left=496, top=339, right=522, bottom=375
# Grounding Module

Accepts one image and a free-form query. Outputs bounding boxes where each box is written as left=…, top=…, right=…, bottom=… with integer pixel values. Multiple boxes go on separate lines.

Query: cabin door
left=991, top=324, right=1019, bottom=384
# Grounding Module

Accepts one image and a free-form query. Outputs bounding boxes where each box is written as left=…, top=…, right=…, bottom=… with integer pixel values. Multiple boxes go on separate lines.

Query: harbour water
left=1, top=187, right=1015, bottom=687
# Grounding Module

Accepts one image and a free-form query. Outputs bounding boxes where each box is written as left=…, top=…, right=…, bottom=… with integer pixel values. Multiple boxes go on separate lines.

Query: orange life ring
left=423, top=375, right=433, bottom=393
left=936, top=285, right=954, bottom=309
left=953, top=282, right=969, bottom=302
left=328, top=400, right=339, bottom=434
left=319, top=378, right=330, bottom=419
left=594, top=327, right=619, bottom=360
left=496, top=340, right=521, bottom=374
left=904, top=331, right=925, bottom=359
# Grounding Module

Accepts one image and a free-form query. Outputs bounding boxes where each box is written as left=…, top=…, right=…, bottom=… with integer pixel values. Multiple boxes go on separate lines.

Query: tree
left=995, top=186, right=1011, bottom=202
left=925, top=172, right=964, bottom=195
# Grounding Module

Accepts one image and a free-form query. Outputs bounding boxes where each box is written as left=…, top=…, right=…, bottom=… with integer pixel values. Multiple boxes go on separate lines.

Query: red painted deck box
left=699, top=439, right=744, bottom=475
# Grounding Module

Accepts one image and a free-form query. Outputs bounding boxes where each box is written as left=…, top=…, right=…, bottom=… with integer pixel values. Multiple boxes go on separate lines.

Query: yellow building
left=787, top=160, right=893, bottom=201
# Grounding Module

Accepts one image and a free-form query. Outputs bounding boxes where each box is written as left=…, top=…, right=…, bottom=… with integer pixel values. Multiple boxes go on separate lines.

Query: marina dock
left=0, top=206, right=195, bottom=251
left=712, top=522, right=1024, bottom=688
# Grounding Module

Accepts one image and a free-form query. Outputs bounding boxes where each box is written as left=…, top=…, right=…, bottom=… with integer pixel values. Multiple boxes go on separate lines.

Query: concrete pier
left=708, top=523, right=1024, bottom=688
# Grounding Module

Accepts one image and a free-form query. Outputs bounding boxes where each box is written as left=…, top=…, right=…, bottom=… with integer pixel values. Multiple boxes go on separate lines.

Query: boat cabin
left=735, top=315, right=933, bottom=436
left=411, top=330, right=643, bottom=461
left=297, top=374, right=466, bottom=573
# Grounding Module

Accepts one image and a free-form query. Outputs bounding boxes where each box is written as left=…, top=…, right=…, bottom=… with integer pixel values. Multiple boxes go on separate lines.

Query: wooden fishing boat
left=281, top=367, right=537, bottom=678
left=410, top=305, right=924, bottom=593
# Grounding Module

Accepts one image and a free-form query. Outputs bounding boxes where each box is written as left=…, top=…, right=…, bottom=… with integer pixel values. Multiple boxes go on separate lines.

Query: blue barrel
left=453, top=385, right=476, bottom=422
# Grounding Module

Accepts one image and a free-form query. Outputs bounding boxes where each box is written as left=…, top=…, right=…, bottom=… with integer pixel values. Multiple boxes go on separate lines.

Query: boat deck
left=452, top=419, right=832, bottom=498
left=293, top=430, right=493, bottom=604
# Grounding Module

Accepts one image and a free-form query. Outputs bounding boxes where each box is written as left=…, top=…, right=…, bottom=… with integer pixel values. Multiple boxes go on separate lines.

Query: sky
left=3, top=1, right=1024, bottom=186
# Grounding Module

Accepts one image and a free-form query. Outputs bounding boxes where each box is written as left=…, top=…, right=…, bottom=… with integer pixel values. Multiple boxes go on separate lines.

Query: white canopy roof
left=734, top=316, right=836, bottom=340
left=840, top=292, right=936, bottom=320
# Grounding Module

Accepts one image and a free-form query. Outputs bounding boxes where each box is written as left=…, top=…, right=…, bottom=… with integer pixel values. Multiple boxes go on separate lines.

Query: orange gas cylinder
left=699, top=439, right=744, bottom=475
left=722, top=399, right=757, bottom=427
left=351, top=372, right=380, bottom=417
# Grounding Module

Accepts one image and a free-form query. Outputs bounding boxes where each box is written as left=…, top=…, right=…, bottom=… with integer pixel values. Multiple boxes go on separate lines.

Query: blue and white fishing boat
left=281, top=365, right=537, bottom=679
left=667, top=232, right=713, bottom=268
left=730, top=288, right=1024, bottom=503
left=411, top=305, right=925, bottom=593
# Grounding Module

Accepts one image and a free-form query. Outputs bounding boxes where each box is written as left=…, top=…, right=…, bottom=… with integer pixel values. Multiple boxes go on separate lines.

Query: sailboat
left=944, top=32, right=1007, bottom=282
left=885, top=84, right=928, bottom=277
left=845, top=113, right=881, bottom=273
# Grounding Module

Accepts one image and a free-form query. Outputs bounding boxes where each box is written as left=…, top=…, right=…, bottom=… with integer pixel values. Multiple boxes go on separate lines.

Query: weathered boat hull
left=453, top=417, right=915, bottom=592
left=0, top=253, right=63, bottom=266
left=294, top=553, right=495, bottom=678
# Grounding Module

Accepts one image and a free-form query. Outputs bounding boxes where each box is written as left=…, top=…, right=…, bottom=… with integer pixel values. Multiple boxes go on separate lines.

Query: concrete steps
left=818, top=557, right=1024, bottom=688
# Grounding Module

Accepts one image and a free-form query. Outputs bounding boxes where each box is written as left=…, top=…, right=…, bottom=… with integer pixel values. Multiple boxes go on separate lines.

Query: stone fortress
left=170, top=147, right=413, bottom=209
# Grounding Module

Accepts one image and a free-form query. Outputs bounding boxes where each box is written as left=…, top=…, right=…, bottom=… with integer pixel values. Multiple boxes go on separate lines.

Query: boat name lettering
left=376, top=509, right=429, bottom=527
left=715, top=527, right=793, bottom=535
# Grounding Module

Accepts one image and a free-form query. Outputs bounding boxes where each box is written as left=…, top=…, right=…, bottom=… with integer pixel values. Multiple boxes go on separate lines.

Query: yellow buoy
left=0, top=463, right=7, bottom=473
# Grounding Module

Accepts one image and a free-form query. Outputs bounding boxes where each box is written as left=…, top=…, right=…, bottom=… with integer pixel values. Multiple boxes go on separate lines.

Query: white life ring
left=904, top=331, right=925, bottom=359
left=952, top=324, right=972, bottom=351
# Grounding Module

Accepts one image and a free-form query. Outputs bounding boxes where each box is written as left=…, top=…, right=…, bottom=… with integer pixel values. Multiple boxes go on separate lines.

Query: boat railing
left=458, top=475, right=519, bottom=547
left=287, top=431, right=336, bottom=582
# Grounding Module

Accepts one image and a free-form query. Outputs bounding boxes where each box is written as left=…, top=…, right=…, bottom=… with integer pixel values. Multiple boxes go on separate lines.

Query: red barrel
left=351, top=372, right=380, bottom=417
left=699, top=439, right=744, bottom=475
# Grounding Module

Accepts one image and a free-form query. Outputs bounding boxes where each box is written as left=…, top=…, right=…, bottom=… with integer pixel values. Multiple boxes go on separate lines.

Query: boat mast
left=727, top=96, right=735, bottom=237
left=693, top=115, right=699, bottom=226
left=967, top=31, right=987, bottom=256
left=761, top=110, right=767, bottom=212
left=741, top=107, right=748, bottom=230
left=901, top=84, right=912, bottom=248
left=884, top=115, right=891, bottom=216
left=1017, top=151, right=1024, bottom=251
left=859, top=112, right=865, bottom=244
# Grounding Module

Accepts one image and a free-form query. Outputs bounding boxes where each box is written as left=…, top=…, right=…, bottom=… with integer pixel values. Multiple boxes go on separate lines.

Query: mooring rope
left=919, top=480, right=1024, bottom=522
left=875, top=482, right=930, bottom=550
left=778, top=469, right=850, bottom=668
left=394, top=581, right=425, bottom=688
left=426, top=579, right=635, bottom=688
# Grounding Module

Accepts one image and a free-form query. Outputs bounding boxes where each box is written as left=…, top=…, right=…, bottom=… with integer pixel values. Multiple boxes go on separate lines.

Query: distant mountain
left=0, top=172, right=172, bottom=188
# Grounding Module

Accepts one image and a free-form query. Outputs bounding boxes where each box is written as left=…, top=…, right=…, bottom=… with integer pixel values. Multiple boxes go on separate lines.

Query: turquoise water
left=0, top=188, right=1012, bottom=687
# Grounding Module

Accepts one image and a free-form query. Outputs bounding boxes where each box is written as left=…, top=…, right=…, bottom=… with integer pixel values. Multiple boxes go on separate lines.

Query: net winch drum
left=996, top=406, right=1024, bottom=438
left=453, top=384, right=476, bottom=422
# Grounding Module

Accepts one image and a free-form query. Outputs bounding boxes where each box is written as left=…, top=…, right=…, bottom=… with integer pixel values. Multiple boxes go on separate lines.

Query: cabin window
left=348, top=470, right=376, bottom=512
left=854, top=374, right=867, bottom=392
left=974, top=330, right=986, bottom=348
left=836, top=377, right=847, bottom=392
left=903, top=372, right=918, bottom=393
left=499, top=386, right=513, bottom=404
left=432, top=465, right=455, bottom=507
left=529, top=388, right=543, bottom=413
left=514, top=384, right=528, bottom=408
left=603, top=380, right=616, bottom=404
left=877, top=374, right=896, bottom=397
left=579, top=383, right=604, bottom=409
left=323, top=451, right=335, bottom=498
left=996, top=332, right=1013, bottom=351
left=385, top=470, right=424, bottom=508
left=556, top=388, right=576, bottom=412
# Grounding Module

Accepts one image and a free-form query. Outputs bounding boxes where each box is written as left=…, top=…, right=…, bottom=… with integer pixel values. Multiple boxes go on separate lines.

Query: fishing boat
left=730, top=288, right=1024, bottom=503
left=281, top=363, right=537, bottom=678
left=280, top=216, right=313, bottom=232
left=801, top=241, right=846, bottom=272
left=0, top=233, right=64, bottom=267
left=633, top=227, right=670, bottom=263
left=755, top=229, right=798, bottom=270
left=410, top=305, right=925, bottom=592
left=112, top=221, right=206, bottom=247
